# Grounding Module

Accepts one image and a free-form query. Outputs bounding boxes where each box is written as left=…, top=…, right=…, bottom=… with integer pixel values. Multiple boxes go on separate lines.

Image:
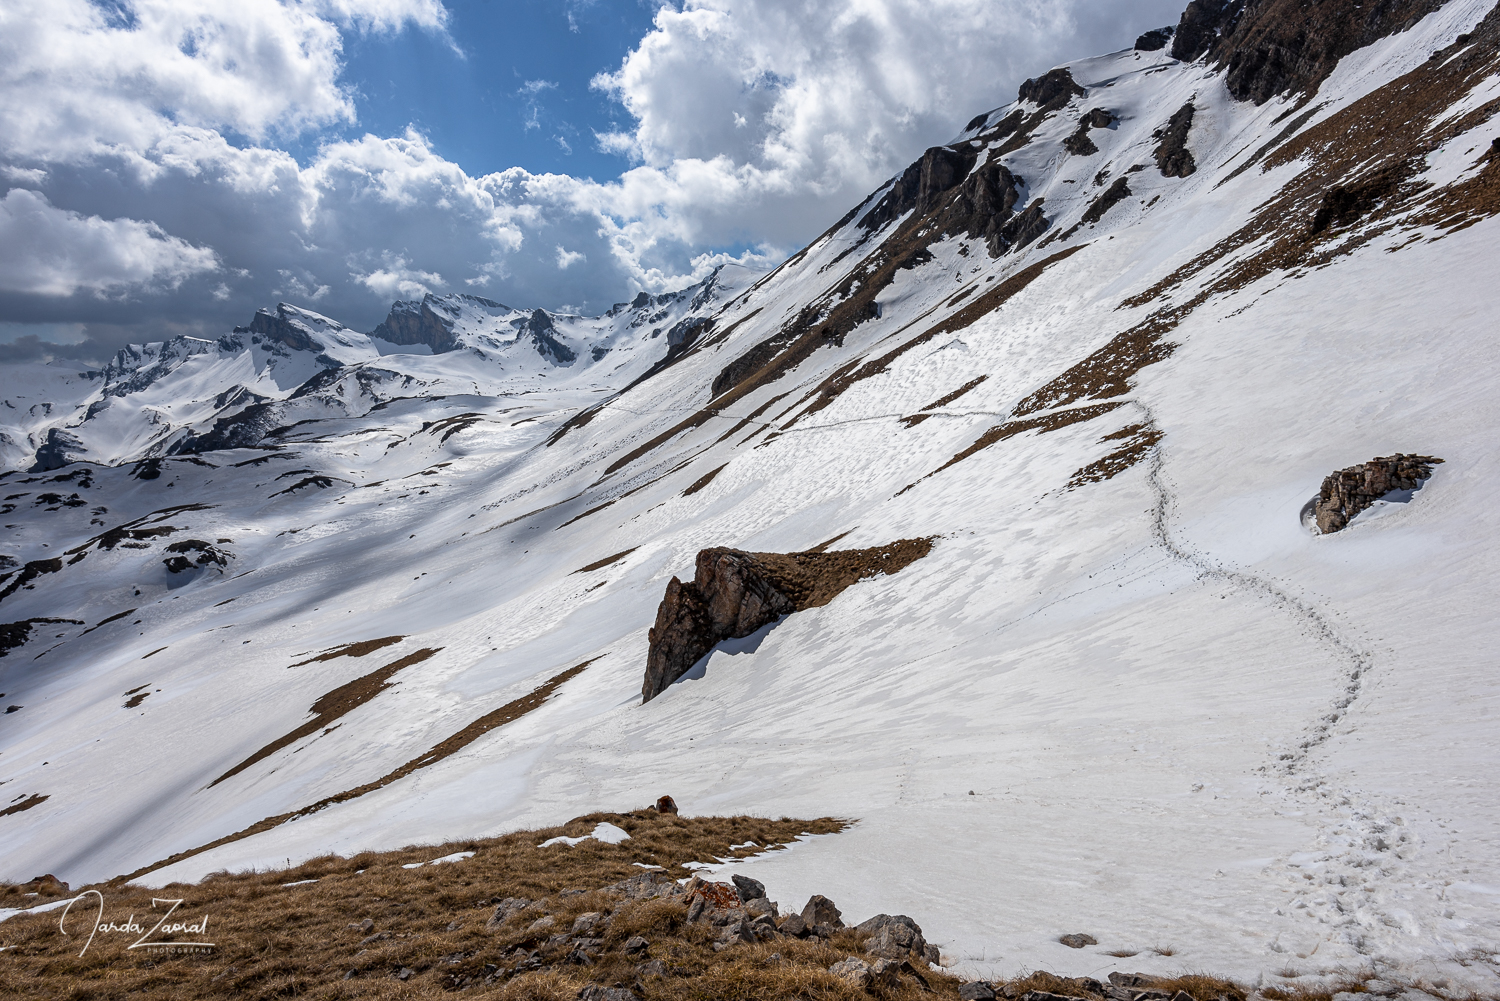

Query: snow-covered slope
left=3, top=0, right=1500, bottom=993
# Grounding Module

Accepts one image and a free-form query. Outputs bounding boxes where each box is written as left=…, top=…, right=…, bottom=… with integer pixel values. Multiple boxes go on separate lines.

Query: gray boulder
left=732, top=873, right=766, bottom=901
left=858, top=913, right=930, bottom=961
left=801, top=894, right=843, bottom=928
left=960, top=982, right=997, bottom=1001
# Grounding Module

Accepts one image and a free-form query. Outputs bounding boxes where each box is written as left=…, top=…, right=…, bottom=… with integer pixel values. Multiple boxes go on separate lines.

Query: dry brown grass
left=1, top=812, right=970, bottom=1001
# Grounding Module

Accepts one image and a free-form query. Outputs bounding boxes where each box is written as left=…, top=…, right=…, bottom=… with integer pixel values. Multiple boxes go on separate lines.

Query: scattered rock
left=360, top=932, right=390, bottom=945
left=636, top=959, right=668, bottom=978
left=732, top=873, right=766, bottom=901
left=524, top=915, right=557, bottom=937
left=623, top=935, right=650, bottom=957
left=1309, top=170, right=1403, bottom=234
left=1313, top=454, right=1442, bottom=533
left=572, top=911, right=606, bottom=935
left=961, top=982, right=998, bottom=1001
left=801, top=894, right=844, bottom=929
left=778, top=913, right=807, bottom=937
left=1058, top=933, right=1098, bottom=949
left=829, top=956, right=875, bottom=989
left=578, top=986, right=637, bottom=1001
left=351, top=917, right=374, bottom=933
left=395, top=967, right=414, bottom=981
left=607, top=871, right=682, bottom=901
left=486, top=897, right=533, bottom=930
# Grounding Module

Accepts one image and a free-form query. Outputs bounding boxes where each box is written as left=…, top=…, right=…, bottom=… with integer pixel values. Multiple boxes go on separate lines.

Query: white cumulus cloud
left=0, top=188, right=218, bottom=296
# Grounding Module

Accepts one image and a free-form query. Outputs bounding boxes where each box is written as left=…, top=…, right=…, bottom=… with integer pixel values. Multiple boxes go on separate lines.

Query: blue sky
left=333, top=0, right=659, bottom=181
left=0, top=0, right=1189, bottom=362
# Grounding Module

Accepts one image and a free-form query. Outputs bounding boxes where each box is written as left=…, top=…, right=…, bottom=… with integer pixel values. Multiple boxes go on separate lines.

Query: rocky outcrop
left=1064, top=108, right=1115, bottom=156
left=241, top=304, right=322, bottom=354
left=641, top=540, right=933, bottom=703
left=372, top=293, right=509, bottom=353
left=1154, top=102, right=1198, bottom=177
left=517, top=309, right=577, bottom=365
left=1171, top=0, right=1242, bottom=63
left=1018, top=67, right=1086, bottom=110
left=1313, top=454, right=1442, bottom=533
left=1172, top=0, right=1445, bottom=104
left=1135, top=25, right=1176, bottom=51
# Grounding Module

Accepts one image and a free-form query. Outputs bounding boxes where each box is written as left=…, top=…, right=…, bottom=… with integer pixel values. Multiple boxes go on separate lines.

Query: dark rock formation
left=1063, top=108, right=1115, bottom=156
left=641, top=539, right=933, bottom=702
left=1171, top=0, right=1242, bottom=62
left=172, top=401, right=283, bottom=454
left=1172, top=0, right=1445, bottom=104
left=1135, top=25, right=1176, bottom=51
left=1062, top=176, right=1132, bottom=240
left=162, top=540, right=231, bottom=574
left=960, top=982, right=998, bottom=1001
left=1059, top=932, right=1098, bottom=948
left=517, top=309, right=577, bottom=365
left=1313, top=454, right=1442, bottom=533
left=372, top=293, right=508, bottom=353
left=1018, top=68, right=1086, bottom=110
left=1154, top=102, right=1198, bottom=177
left=29, top=428, right=84, bottom=472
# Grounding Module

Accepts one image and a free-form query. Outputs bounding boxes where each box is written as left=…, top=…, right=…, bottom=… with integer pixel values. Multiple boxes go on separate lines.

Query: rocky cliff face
left=1173, top=0, right=1447, bottom=103
left=642, top=540, right=932, bottom=702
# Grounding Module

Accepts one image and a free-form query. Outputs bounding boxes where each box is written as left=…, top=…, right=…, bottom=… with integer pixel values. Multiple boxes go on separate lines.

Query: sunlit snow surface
left=1, top=3, right=1498, bottom=993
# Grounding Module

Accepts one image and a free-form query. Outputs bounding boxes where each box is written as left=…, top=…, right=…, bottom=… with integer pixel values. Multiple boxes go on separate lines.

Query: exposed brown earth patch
left=912, top=402, right=1127, bottom=490
left=1014, top=315, right=1178, bottom=416
left=212, top=648, right=440, bottom=787
left=643, top=541, right=934, bottom=702
left=900, top=376, right=989, bottom=428
left=681, top=465, right=727, bottom=497
left=574, top=549, right=638, bottom=574
left=291, top=635, right=406, bottom=667
left=1067, top=422, right=1165, bottom=488
left=0, top=793, right=48, bottom=818
left=117, top=661, right=592, bottom=884
left=789, top=247, right=1084, bottom=426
